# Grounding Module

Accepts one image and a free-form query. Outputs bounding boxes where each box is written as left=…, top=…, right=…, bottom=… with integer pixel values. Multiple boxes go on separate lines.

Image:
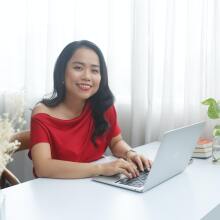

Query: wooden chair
left=0, top=130, right=30, bottom=188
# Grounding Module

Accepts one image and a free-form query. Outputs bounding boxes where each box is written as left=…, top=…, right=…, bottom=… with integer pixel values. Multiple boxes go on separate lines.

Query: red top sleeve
left=31, top=116, right=50, bottom=146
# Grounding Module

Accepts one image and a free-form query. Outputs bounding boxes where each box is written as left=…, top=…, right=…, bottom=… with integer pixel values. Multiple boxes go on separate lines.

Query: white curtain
left=130, top=0, right=220, bottom=146
left=0, top=0, right=219, bottom=180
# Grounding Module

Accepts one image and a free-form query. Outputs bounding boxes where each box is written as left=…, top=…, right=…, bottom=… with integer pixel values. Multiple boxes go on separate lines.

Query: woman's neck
left=62, top=95, right=86, bottom=116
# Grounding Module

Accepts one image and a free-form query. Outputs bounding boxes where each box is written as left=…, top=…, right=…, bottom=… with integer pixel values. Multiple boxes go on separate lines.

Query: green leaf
left=208, top=104, right=220, bottom=119
left=201, top=98, right=220, bottom=119
left=214, top=125, right=220, bottom=130
left=201, top=98, right=217, bottom=105
left=213, top=126, right=220, bottom=136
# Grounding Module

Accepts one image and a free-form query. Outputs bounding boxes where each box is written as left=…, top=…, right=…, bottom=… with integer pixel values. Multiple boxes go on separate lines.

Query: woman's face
left=64, top=47, right=101, bottom=101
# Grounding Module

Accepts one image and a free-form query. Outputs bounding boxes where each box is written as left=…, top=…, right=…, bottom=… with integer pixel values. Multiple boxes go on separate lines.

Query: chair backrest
left=0, top=130, right=30, bottom=188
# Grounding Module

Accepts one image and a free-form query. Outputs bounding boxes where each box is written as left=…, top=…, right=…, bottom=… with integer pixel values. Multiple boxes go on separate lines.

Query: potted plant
left=202, top=98, right=220, bottom=162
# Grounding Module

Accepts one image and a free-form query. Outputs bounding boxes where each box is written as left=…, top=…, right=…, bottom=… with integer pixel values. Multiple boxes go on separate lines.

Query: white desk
left=1, top=142, right=220, bottom=220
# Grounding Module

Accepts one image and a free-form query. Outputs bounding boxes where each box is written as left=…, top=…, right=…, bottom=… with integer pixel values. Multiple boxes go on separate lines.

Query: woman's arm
left=31, top=143, right=101, bottom=178
left=109, top=135, right=132, bottom=159
left=109, top=134, right=152, bottom=172
left=31, top=143, right=137, bottom=179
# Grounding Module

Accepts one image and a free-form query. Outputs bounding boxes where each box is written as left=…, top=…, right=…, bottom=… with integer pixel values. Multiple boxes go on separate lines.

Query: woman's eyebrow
left=72, top=61, right=84, bottom=65
left=72, top=61, right=100, bottom=68
left=91, top=64, right=100, bottom=68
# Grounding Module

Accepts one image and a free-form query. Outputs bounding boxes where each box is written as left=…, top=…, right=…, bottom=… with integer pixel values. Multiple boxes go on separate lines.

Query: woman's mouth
left=76, top=83, right=92, bottom=91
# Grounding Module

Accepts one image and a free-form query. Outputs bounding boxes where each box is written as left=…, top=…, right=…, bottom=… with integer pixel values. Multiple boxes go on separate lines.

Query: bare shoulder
left=32, top=103, right=51, bottom=116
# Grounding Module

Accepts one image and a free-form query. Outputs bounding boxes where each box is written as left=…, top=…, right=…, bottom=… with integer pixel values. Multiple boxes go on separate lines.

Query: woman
left=30, top=40, right=151, bottom=179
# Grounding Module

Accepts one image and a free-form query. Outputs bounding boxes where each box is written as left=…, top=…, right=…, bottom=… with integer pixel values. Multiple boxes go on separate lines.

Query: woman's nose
left=82, top=68, right=91, bottom=80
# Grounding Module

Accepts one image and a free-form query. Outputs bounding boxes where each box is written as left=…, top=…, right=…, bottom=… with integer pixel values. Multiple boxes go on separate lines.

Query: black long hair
left=41, top=40, right=114, bottom=146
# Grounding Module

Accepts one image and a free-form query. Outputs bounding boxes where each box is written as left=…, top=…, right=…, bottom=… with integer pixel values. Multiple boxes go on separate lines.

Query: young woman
left=30, top=40, right=151, bottom=179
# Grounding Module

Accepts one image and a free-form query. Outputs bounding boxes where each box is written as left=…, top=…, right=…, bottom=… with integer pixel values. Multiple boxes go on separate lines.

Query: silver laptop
left=93, top=122, right=205, bottom=192
left=201, top=204, right=220, bottom=220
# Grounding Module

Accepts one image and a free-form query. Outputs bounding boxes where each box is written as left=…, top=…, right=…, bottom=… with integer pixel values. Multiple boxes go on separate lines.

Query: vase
left=212, top=136, right=220, bottom=163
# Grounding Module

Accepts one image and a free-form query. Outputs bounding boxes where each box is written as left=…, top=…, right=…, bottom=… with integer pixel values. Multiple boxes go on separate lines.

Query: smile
left=76, top=83, right=92, bottom=90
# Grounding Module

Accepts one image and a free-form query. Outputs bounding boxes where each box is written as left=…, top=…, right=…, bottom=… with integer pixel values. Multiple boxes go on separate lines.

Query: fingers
left=130, top=161, right=140, bottom=177
left=140, top=155, right=152, bottom=171
left=118, top=168, right=132, bottom=179
left=105, top=156, right=152, bottom=179
left=117, top=159, right=137, bottom=178
left=126, top=161, right=139, bottom=177
left=129, top=154, right=152, bottom=171
left=132, top=155, right=144, bottom=171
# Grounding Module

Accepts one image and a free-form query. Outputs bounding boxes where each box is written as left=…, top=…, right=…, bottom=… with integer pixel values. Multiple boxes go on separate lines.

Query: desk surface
left=1, top=142, right=220, bottom=220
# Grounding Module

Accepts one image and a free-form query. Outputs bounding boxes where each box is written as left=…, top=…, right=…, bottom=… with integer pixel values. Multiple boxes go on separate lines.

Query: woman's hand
left=126, top=150, right=152, bottom=172
left=100, top=158, right=140, bottom=178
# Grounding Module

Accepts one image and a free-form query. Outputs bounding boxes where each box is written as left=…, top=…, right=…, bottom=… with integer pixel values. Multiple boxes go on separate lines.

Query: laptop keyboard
left=116, top=169, right=149, bottom=188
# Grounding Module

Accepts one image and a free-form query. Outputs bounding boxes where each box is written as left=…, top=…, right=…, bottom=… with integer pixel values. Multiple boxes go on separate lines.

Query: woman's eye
left=92, top=69, right=99, bottom=74
left=74, top=66, right=82, bottom=71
